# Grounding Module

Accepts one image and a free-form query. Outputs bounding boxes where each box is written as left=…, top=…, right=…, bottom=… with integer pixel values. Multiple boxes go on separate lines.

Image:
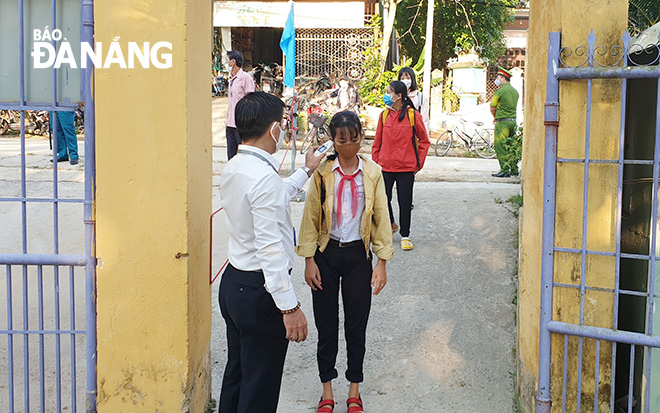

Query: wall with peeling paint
left=94, top=0, right=212, bottom=411
left=519, top=1, right=628, bottom=411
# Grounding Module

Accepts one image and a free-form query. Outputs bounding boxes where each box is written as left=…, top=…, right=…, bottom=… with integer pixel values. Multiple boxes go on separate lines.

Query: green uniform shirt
left=491, top=82, right=519, bottom=120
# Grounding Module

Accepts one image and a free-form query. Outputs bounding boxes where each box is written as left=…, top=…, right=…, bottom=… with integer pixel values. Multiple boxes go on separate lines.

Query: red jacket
left=372, top=108, right=430, bottom=172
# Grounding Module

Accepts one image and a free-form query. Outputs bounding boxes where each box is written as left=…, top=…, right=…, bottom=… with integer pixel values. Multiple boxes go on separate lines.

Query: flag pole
left=288, top=51, right=297, bottom=177
left=280, top=1, right=305, bottom=201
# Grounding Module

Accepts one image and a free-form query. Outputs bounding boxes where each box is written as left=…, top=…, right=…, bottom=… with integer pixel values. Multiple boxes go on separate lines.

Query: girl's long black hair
left=398, top=67, right=418, bottom=91
left=390, top=80, right=416, bottom=122
left=326, top=111, right=363, bottom=160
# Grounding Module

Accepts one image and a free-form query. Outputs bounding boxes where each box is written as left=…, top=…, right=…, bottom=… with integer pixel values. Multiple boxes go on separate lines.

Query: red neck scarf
left=336, top=168, right=360, bottom=226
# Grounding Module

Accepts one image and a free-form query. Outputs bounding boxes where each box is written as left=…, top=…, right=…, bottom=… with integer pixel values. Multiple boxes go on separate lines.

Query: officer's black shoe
left=50, top=156, right=69, bottom=163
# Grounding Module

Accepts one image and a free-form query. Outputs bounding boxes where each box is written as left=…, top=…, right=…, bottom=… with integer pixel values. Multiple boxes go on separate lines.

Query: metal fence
left=0, top=1, right=97, bottom=412
left=537, top=30, right=660, bottom=412
left=295, top=28, right=374, bottom=80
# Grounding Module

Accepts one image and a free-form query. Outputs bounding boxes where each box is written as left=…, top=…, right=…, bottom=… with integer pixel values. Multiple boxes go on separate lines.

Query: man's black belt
left=496, top=117, right=516, bottom=122
left=328, top=238, right=363, bottom=248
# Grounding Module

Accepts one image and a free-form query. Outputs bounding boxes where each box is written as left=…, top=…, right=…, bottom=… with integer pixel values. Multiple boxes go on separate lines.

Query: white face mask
left=339, top=80, right=348, bottom=88
left=270, top=122, right=286, bottom=152
left=401, top=79, right=412, bottom=89
left=494, top=78, right=502, bottom=87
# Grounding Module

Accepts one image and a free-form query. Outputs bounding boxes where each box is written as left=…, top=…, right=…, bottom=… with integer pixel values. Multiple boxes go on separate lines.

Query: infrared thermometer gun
left=314, top=141, right=334, bottom=157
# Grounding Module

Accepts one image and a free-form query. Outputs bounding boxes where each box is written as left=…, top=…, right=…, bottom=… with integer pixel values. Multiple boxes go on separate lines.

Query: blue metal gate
left=0, top=1, right=97, bottom=412
left=538, top=31, right=660, bottom=412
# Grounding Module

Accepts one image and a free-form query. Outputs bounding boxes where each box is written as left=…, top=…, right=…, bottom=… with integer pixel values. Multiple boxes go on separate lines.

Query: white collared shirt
left=220, top=145, right=309, bottom=310
left=330, top=158, right=365, bottom=243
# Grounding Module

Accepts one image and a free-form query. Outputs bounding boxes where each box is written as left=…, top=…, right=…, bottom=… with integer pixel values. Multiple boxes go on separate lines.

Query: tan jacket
left=296, top=155, right=394, bottom=261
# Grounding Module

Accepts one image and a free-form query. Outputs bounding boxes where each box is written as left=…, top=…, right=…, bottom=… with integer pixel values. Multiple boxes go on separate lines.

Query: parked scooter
left=32, top=111, right=50, bottom=136
left=74, top=105, right=84, bottom=133
left=261, top=63, right=284, bottom=97
left=248, top=63, right=263, bottom=90
left=213, top=71, right=228, bottom=97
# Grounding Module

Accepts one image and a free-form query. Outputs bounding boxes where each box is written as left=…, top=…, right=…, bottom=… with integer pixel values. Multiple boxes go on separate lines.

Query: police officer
left=490, top=67, right=519, bottom=177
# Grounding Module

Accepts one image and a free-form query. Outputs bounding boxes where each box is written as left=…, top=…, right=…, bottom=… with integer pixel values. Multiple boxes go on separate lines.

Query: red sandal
left=347, top=396, right=364, bottom=413
left=316, top=398, right=335, bottom=413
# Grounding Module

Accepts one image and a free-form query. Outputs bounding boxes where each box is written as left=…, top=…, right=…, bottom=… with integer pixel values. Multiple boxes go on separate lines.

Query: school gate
left=537, top=30, right=660, bottom=412
left=0, top=1, right=97, bottom=412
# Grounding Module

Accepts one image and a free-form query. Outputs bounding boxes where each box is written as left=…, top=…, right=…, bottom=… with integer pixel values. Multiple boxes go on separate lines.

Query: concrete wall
left=518, top=1, right=628, bottom=411
left=95, top=1, right=212, bottom=411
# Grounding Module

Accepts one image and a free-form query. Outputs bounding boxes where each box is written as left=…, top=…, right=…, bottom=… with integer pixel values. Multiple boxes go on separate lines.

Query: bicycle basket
left=309, top=113, right=327, bottom=128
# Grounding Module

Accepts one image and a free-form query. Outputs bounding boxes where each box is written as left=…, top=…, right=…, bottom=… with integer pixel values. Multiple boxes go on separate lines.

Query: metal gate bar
left=538, top=30, right=660, bottom=413
left=0, top=0, right=97, bottom=411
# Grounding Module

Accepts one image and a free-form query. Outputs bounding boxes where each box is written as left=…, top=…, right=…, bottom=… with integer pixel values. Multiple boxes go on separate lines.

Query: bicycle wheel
left=301, top=127, right=318, bottom=154
left=317, top=126, right=330, bottom=146
left=473, top=130, right=496, bottom=159
left=435, top=131, right=453, bottom=157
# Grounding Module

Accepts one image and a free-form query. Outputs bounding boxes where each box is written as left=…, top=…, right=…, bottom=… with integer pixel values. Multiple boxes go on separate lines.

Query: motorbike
left=213, top=71, right=228, bottom=97
left=0, top=110, right=44, bottom=135
left=261, top=63, right=284, bottom=97
left=32, top=111, right=50, bottom=136
left=248, top=63, right=263, bottom=90
left=74, top=105, right=84, bottom=133
left=313, top=73, right=334, bottom=96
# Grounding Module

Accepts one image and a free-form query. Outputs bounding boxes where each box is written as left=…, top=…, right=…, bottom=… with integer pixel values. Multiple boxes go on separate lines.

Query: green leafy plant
left=212, top=28, right=223, bottom=73
left=442, top=82, right=460, bottom=112
left=501, top=124, right=523, bottom=175
left=359, top=17, right=397, bottom=107
left=359, top=16, right=429, bottom=107
left=507, top=194, right=523, bottom=218
left=629, top=0, right=660, bottom=35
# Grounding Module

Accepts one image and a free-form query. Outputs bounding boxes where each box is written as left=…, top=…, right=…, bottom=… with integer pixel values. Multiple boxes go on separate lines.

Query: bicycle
left=300, top=103, right=330, bottom=154
left=434, top=116, right=496, bottom=159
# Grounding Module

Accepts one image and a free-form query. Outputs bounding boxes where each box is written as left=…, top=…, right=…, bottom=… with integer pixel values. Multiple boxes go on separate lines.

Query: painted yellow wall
left=519, top=1, right=627, bottom=411
left=94, top=1, right=212, bottom=411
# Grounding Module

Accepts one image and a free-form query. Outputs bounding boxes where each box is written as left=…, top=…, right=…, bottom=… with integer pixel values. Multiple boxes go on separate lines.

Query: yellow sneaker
left=391, top=222, right=399, bottom=234
left=401, top=237, right=413, bottom=251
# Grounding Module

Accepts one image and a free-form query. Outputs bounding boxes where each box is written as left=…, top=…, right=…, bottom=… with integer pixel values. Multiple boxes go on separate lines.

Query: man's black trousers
left=226, top=127, right=241, bottom=160
left=218, top=264, right=289, bottom=413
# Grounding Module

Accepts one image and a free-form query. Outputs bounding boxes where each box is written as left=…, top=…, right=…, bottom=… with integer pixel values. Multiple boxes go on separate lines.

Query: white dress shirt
left=330, top=158, right=365, bottom=243
left=220, top=145, right=309, bottom=310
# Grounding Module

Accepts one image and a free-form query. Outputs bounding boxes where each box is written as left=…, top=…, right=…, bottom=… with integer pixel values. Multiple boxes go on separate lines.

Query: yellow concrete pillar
left=519, top=1, right=627, bottom=411
left=94, top=1, right=212, bottom=411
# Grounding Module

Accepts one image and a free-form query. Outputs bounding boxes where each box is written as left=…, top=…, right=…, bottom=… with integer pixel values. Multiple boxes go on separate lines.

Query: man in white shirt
left=218, top=91, right=324, bottom=413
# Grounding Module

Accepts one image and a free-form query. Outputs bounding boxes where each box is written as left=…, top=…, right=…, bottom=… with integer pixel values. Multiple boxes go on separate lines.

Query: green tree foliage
left=395, top=0, right=518, bottom=70
left=629, top=0, right=660, bottom=35
left=359, top=17, right=399, bottom=106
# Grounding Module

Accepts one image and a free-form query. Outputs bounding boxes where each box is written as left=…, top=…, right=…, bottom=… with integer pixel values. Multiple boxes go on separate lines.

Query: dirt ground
left=209, top=96, right=521, bottom=412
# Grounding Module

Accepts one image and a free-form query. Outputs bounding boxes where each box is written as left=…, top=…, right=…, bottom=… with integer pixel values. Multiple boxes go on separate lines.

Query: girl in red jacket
left=371, top=80, right=430, bottom=251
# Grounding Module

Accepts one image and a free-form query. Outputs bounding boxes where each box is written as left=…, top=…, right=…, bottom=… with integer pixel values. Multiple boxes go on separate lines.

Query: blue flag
left=280, top=2, right=295, bottom=88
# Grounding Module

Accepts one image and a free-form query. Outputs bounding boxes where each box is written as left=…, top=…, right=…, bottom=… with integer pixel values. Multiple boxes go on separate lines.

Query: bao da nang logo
left=31, top=28, right=173, bottom=69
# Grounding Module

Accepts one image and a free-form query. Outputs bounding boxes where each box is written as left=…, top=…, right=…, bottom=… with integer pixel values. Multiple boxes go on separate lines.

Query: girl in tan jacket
left=296, top=111, right=394, bottom=413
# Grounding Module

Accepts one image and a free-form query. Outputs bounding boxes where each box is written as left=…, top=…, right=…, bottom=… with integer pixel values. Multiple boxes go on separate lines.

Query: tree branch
left=400, top=1, right=425, bottom=44
left=454, top=0, right=480, bottom=52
